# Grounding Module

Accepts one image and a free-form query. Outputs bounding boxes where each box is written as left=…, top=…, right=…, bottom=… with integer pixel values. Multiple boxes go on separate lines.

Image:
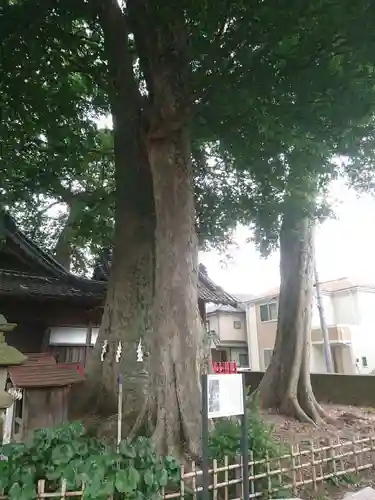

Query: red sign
left=212, top=361, right=237, bottom=374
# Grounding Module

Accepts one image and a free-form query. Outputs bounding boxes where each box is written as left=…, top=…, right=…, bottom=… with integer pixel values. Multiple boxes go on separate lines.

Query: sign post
left=201, top=374, right=209, bottom=500
left=116, top=341, right=123, bottom=449
left=201, top=363, right=249, bottom=500
left=241, top=373, right=249, bottom=500
left=100, top=339, right=124, bottom=449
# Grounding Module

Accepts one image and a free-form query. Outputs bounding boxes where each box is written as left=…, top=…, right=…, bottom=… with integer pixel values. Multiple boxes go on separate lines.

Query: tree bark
left=79, top=0, right=154, bottom=433
left=127, top=0, right=204, bottom=458
left=146, top=127, right=203, bottom=459
left=258, top=212, right=328, bottom=424
left=54, top=202, right=79, bottom=270
left=81, top=0, right=205, bottom=455
left=83, top=174, right=154, bottom=425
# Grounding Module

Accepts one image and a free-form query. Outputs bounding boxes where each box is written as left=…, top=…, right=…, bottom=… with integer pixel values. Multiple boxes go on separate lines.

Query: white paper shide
left=207, top=374, right=244, bottom=418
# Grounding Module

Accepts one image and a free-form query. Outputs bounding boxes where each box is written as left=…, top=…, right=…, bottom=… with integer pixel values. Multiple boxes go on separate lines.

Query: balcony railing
left=311, top=324, right=352, bottom=343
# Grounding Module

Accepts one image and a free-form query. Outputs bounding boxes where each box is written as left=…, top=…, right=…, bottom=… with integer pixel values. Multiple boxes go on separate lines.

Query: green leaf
left=82, top=472, right=105, bottom=499
left=51, top=444, right=75, bottom=465
left=8, top=482, right=21, bottom=497
left=115, top=467, right=140, bottom=493
left=97, top=480, right=115, bottom=498
left=164, top=455, right=180, bottom=474
left=21, top=485, right=37, bottom=500
left=119, top=439, right=136, bottom=458
left=68, top=421, right=86, bottom=438
left=72, top=441, right=89, bottom=456
left=156, top=468, right=169, bottom=487
left=144, top=469, right=154, bottom=487
left=46, top=469, right=61, bottom=481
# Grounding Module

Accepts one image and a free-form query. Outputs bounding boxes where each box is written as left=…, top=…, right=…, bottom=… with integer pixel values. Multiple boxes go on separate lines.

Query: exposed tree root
left=280, top=395, right=316, bottom=425
left=148, top=357, right=202, bottom=463
left=312, top=396, right=337, bottom=424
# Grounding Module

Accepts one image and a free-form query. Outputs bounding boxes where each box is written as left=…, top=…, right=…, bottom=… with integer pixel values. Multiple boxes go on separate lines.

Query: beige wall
left=207, top=309, right=248, bottom=366
left=253, top=298, right=355, bottom=372
left=311, top=325, right=352, bottom=343
left=254, top=301, right=278, bottom=369
left=207, top=313, right=219, bottom=336
left=207, top=311, right=247, bottom=344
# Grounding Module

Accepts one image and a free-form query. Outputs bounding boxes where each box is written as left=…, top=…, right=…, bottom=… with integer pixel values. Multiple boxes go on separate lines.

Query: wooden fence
left=2, top=436, right=375, bottom=499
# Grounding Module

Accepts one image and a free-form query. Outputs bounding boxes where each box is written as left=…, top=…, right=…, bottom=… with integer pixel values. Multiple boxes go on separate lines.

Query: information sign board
left=207, top=373, right=244, bottom=419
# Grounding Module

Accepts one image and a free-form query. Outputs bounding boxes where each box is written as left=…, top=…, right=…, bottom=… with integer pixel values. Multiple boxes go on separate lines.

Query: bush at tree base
left=0, top=422, right=180, bottom=500
left=209, top=394, right=290, bottom=498
left=0, top=400, right=289, bottom=500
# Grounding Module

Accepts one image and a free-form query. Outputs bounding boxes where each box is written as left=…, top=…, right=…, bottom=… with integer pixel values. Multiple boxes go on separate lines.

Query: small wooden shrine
left=4, top=352, right=84, bottom=442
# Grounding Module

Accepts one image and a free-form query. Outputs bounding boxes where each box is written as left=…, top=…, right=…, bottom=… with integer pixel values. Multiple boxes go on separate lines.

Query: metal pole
left=241, top=374, right=249, bottom=500
left=201, top=374, right=209, bottom=500
left=314, top=254, right=334, bottom=373
left=117, top=373, right=123, bottom=450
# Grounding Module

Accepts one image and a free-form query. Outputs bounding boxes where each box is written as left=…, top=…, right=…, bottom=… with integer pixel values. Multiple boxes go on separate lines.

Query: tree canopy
left=2, top=0, right=375, bottom=453
left=1, top=0, right=374, bottom=230
left=2, top=0, right=375, bottom=257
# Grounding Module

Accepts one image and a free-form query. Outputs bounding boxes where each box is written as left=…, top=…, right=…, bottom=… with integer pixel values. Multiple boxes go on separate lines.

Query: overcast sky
left=200, top=179, right=375, bottom=295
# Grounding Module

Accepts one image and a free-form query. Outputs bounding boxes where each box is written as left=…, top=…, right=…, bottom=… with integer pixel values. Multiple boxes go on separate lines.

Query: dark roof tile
left=93, top=252, right=237, bottom=306
left=2, top=211, right=237, bottom=307
left=8, top=353, right=84, bottom=388
left=0, top=270, right=104, bottom=299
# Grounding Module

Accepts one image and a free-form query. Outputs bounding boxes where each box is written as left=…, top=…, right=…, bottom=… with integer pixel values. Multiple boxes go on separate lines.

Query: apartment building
left=206, top=304, right=249, bottom=367
left=244, top=278, right=375, bottom=374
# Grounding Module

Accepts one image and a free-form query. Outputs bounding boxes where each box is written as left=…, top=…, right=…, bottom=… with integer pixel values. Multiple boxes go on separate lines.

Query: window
left=206, top=320, right=210, bottom=332
left=233, top=320, right=241, bottom=329
left=49, top=327, right=88, bottom=345
left=238, top=353, right=249, bottom=367
left=259, top=302, right=277, bottom=322
left=263, top=349, right=273, bottom=369
left=362, top=356, right=368, bottom=368
left=213, top=350, right=228, bottom=362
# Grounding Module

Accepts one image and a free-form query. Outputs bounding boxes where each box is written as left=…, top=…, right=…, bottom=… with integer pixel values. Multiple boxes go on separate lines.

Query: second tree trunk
left=258, top=213, right=327, bottom=424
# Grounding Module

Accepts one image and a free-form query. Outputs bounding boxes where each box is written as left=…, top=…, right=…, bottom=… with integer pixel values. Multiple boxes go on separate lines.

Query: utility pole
left=313, top=254, right=334, bottom=373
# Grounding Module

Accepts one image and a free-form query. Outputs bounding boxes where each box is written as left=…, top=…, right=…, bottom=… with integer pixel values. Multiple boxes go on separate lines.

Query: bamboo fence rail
left=1, top=435, right=375, bottom=499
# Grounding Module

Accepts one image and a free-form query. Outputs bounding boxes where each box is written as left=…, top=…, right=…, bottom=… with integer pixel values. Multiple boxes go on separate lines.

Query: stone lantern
left=0, top=314, right=25, bottom=409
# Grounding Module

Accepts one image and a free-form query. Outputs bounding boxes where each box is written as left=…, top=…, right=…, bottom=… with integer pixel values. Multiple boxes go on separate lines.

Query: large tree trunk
left=80, top=0, right=154, bottom=433
left=126, top=0, right=204, bottom=458
left=83, top=0, right=204, bottom=455
left=258, top=213, right=327, bottom=424
left=83, top=176, right=154, bottom=424
left=54, top=202, right=79, bottom=270
left=147, top=128, right=203, bottom=459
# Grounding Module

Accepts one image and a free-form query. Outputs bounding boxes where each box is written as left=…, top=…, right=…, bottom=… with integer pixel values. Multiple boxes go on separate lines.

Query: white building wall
left=310, top=345, right=327, bottom=373
left=331, top=290, right=359, bottom=325
left=350, top=291, right=375, bottom=374
left=216, top=312, right=247, bottom=343
left=245, top=303, right=260, bottom=370
left=311, top=294, right=335, bottom=328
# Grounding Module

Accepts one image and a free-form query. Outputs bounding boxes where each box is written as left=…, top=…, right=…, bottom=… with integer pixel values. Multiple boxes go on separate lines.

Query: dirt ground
left=261, top=404, right=375, bottom=498
left=302, top=470, right=375, bottom=500
left=262, top=404, right=375, bottom=445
